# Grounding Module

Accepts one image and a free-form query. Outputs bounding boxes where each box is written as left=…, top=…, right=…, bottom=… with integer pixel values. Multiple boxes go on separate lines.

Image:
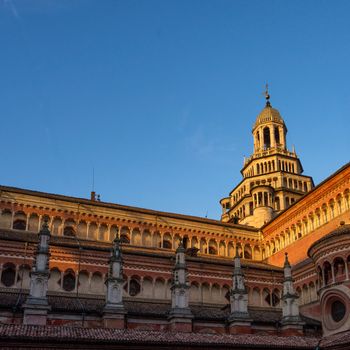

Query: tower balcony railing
left=244, top=146, right=296, bottom=166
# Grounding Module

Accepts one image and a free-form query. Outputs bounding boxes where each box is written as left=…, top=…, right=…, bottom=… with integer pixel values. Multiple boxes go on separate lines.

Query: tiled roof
left=320, top=330, right=350, bottom=348
left=308, top=224, right=350, bottom=257
left=0, top=289, right=320, bottom=327
left=0, top=324, right=320, bottom=349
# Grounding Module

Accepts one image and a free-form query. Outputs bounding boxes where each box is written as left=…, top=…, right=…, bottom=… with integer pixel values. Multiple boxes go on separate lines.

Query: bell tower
left=253, top=88, right=287, bottom=153
left=220, top=87, right=314, bottom=228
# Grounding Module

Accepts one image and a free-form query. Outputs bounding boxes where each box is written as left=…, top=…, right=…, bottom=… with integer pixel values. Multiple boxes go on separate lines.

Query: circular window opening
left=331, top=300, right=346, bottom=323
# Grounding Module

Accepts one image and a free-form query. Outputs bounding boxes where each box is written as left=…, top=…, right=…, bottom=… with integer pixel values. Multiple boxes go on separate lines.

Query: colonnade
left=263, top=189, right=350, bottom=258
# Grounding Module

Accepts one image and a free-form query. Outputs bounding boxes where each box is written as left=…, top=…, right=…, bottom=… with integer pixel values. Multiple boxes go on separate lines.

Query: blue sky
left=0, top=0, right=349, bottom=219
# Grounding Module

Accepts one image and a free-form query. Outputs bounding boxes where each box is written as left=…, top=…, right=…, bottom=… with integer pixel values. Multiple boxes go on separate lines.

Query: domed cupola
left=253, top=104, right=285, bottom=131
left=252, top=88, right=287, bottom=153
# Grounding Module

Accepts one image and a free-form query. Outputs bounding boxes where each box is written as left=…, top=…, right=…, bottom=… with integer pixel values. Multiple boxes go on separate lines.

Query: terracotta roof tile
left=0, top=289, right=320, bottom=327
left=0, top=324, right=320, bottom=348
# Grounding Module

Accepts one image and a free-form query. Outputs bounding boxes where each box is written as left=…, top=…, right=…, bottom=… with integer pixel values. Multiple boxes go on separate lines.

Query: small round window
left=331, top=300, right=346, bottom=322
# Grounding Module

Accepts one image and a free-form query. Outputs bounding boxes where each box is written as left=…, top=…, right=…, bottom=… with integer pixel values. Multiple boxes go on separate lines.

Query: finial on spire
left=176, top=238, right=185, bottom=253
left=235, top=245, right=240, bottom=258
left=284, top=252, right=291, bottom=268
left=263, top=83, right=271, bottom=107
left=111, top=229, right=122, bottom=260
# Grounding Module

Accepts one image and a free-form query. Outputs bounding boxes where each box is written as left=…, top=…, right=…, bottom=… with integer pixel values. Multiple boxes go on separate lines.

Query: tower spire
left=281, top=253, right=304, bottom=335
left=103, top=229, right=127, bottom=328
left=23, top=219, right=51, bottom=325
left=264, top=83, right=271, bottom=107
left=227, top=247, right=252, bottom=334
left=168, top=239, right=193, bottom=332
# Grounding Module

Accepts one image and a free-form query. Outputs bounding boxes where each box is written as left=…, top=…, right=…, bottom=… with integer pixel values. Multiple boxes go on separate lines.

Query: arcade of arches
left=0, top=99, right=349, bottom=341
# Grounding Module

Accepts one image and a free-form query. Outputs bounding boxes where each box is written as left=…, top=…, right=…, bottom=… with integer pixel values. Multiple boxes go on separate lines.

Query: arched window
left=129, top=278, right=141, bottom=297
left=63, top=226, right=76, bottom=237
left=62, top=271, right=76, bottom=291
left=271, top=289, right=280, bottom=307
left=263, top=288, right=271, bottom=306
left=304, top=182, right=308, bottom=192
left=244, top=245, right=252, bottom=259
left=1, top=264, right=16, bottom=287
left=208, top=239, right=217, bottom=255
left=323, top=262, right=332, bottom=285
left=275, top=197, right=280, bottom=211
left=285, top=197, right=290, bottom=208
left=274, top=126, right=280, bottom=145
left=120, top=234, right=130, bottom=244
left=263, top=127, right=271, bottom=149
left=183, top=236, right=189, bottom=249
left=13, top=219, right=26, bottom=230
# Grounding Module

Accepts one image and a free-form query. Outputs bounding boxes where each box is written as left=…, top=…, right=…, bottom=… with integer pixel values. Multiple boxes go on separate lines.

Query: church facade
left=0, top=96, right=349, bottom=349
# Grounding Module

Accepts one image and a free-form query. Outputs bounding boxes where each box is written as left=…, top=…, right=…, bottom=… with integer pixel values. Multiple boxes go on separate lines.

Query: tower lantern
left=220, top=88, right=314, bottom=228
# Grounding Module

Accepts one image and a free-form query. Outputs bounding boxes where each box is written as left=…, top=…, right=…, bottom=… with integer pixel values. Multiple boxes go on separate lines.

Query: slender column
left=270, top=126, right=276, bottom=148
left=86, top=222, right=90, bottom=239
left=11, top=209, right=15, bottom=229
left=160, top=233, right=164, bottom=248
left=140, top=276, right=144, bottom=296
left=61, top=272, right=64, bottom=290
left=97, top=223, right=101, bottom=240
left=74, top=271, right=79, bottom=291
left=345, top=262, right=349, bottom=281
left=60, top=219, right=65, bottom=236
left=331, top=264, right=335, bottom=284
left=127, top=276, right=131, bottom=295
left=152, top=280, right=156, bottom=298
left=107, top=224, right=112, bottom=242
left=14, top=265, right=19, bottom=287
left=102, top=273, right=106, bottom=293
left=321, top=268, right=325, bottom=288
left=26, top=213, right=30, bottom=231
left=280, top=127, right=286, bottom=150
left=38, top=215, right=43, bottom=232
left=49, top=216, right=54, bottom=232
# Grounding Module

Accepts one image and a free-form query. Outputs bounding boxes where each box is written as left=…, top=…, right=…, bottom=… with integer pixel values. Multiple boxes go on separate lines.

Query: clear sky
left=0, top=0, right=349, bottom=219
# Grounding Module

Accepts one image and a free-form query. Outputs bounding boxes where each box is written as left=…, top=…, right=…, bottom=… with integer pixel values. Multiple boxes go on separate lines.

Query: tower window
left=263, top=127, right=271, bottom=149
left=249, top=202, right=253, bottom=215
left=274, top=127, right=280, bottom=145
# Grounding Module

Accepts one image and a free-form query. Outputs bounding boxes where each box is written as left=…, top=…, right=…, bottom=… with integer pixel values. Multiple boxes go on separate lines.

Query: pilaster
left=281, top=253, right=304, bottom=335
left=103, top=231, right=127, bottom=328
left=228, top=247, right=252, bottom=334
left=23, top=220, right=51, bottom=325
left=168, top=240, right=193, bottom=332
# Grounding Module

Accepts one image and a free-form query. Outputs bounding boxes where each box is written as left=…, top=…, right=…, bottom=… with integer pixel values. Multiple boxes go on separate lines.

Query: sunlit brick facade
left=0, top=97, right=349, bottom=349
